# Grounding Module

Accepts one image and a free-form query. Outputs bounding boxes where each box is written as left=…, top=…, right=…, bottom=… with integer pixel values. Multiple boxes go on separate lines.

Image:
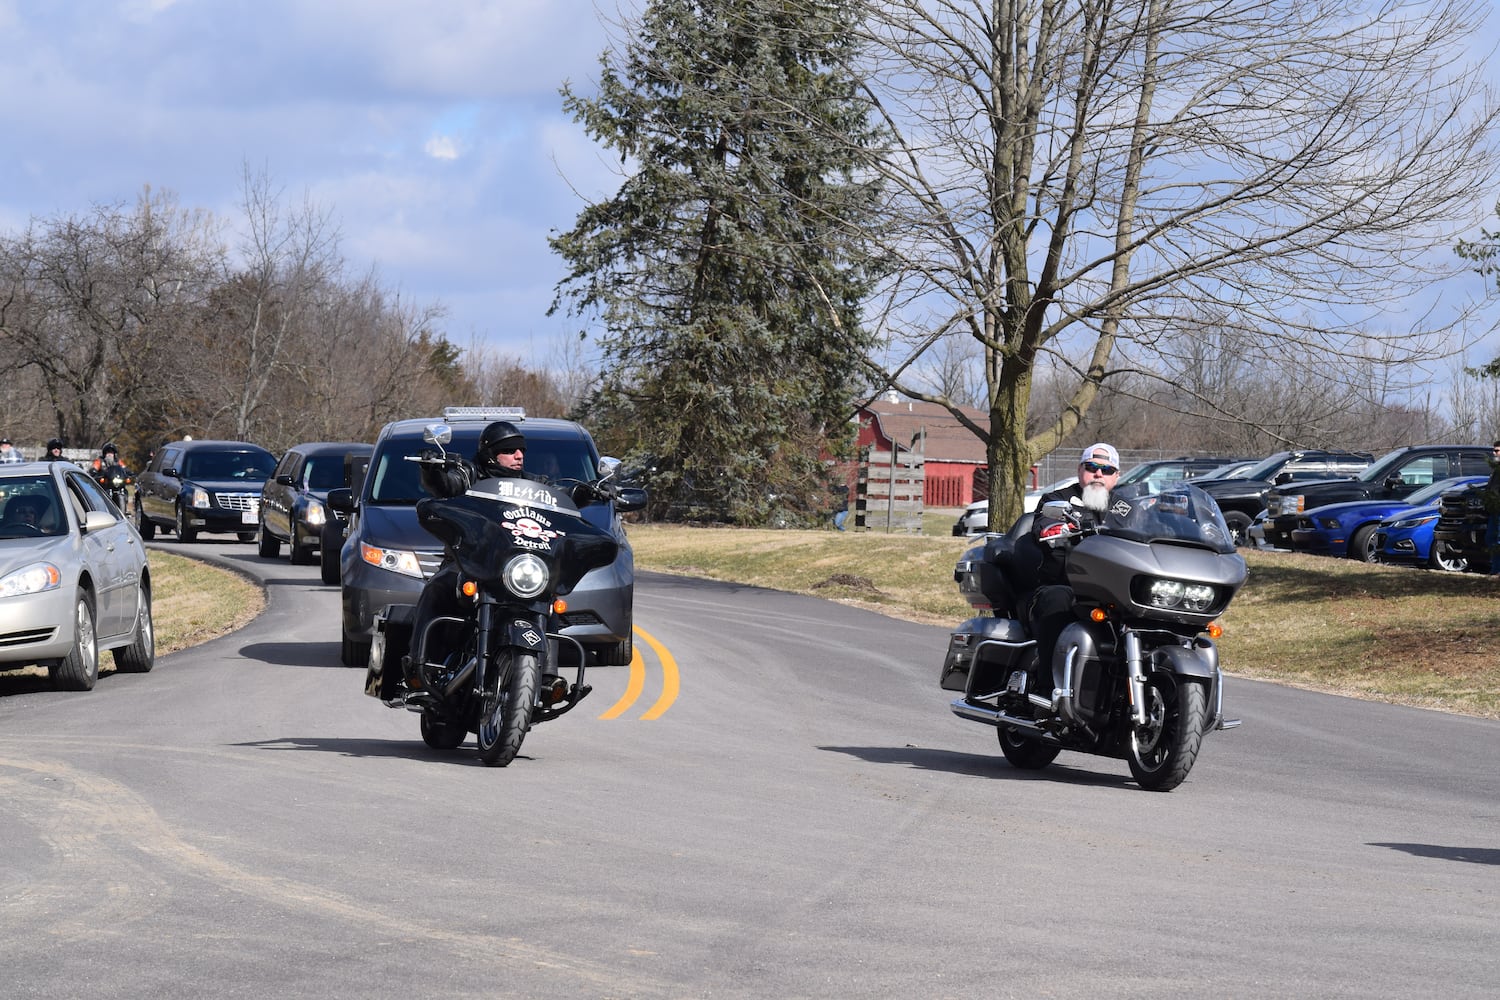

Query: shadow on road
left=1369, top=842, right=1500, bottom=866
left=819, top=743, right=1132, bottom=789
left=237, top=640, right=348, bottom=668
left=233, top=735, right=529, bottom=767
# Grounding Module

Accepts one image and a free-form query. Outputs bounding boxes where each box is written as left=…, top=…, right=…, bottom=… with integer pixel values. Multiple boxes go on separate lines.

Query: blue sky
left=2, top=0, right=1498, bottom=376
left=0, top=0, right=629, bottom=363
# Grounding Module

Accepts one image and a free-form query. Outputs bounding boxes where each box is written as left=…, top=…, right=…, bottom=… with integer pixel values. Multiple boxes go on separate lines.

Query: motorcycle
left=363, top=423, right=622, bottom=766
left=95, top=462, right=134, bottom=514
left=941, top=483, right=1247, bottom=791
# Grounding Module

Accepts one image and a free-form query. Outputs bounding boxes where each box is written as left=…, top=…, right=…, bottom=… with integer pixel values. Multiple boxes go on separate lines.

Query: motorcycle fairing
left=416, top=492, right=618, bottom=594
left=1148, top=640, right=1219, bottom=680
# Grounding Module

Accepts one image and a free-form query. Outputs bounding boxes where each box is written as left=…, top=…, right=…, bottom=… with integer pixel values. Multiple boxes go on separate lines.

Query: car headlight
left=1389, top=514, right=1437, bottom=530
left=503, top=553, right=549, bottom=599
left=0, top=562, right=62, bottom=598
left=1138, top=577, right=1219, bottom=613
left=190, top=487, right=210, bottom=509
left=305, top=500, right=326, bottom=528
left=359, top=542, right=424, bottom=579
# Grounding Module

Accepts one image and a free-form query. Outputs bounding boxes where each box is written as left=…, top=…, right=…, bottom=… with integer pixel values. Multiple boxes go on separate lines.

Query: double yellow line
left=597, top=625, right=678, bottom=720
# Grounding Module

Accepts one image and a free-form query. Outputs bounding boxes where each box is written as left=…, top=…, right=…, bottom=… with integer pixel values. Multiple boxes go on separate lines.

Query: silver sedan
left=0, top=461, right=155, bottom=690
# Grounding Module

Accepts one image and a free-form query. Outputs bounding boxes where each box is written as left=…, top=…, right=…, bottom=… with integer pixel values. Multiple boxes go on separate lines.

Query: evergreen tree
left=550, top=0, right=883, bottom=524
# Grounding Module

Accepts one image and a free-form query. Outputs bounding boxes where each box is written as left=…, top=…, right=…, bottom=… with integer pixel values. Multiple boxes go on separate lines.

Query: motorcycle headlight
left=190, top=487, right=210, bottom=509
left=359, top=542, right=424, bottom=579
left=1139, top=577, right=1219, bottom=614
left=503, top=553, right=549, bottom=599
left=0, top=562, right=62, bottom=598
left=305, top=500, right=326, bottom=528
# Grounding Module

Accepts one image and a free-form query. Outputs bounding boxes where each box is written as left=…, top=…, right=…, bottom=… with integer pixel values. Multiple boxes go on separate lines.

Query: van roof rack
left=441, top=406, right=526, bottom=422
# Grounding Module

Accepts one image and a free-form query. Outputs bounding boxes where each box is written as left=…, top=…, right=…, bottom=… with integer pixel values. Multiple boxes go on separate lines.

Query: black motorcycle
left=96, top=462, right=133, bottom=514
left=941, top=483, right=1247, bottom=791
left=363, top=426, right=621, bottom=766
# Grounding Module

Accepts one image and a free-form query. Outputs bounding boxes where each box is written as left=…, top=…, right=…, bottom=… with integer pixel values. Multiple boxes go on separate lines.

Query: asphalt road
left=1, top=540, right=1496, bottom=999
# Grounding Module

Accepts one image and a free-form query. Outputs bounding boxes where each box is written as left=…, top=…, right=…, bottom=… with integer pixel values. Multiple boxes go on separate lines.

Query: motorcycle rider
left=44, top=438, right=66, bottom=461
left=1023, top=442, right=1122, bottom=700
left=401, top=420, right=563, bottom=689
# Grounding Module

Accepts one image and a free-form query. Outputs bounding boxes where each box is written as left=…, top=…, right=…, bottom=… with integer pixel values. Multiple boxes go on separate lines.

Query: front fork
left=1123, top=630, right=1149, bottom=726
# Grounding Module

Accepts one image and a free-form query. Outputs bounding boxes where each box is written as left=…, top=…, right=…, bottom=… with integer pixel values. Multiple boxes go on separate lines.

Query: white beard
left=1080, top=481, right=1111, bottom=513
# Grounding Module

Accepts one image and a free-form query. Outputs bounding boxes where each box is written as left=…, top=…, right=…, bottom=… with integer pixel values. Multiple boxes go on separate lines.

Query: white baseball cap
left=1080, top=443, right=1120, bottom=468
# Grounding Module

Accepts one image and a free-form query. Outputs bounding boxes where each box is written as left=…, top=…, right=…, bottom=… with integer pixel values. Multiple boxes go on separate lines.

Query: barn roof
left=859, top=397, right=989, bottom=464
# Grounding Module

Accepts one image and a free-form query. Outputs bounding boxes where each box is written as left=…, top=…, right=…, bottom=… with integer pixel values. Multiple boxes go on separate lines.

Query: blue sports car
left=1374, top=496, right=1473, bottom=572
left=1287, top=476, right=1486, bottom=562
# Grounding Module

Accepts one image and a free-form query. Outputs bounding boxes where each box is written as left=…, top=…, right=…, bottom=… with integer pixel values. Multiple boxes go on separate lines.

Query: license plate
left=242, top=510, right=257, bottom=525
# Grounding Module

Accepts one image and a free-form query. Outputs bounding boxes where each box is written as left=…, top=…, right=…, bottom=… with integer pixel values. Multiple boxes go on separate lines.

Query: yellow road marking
left=597, top=625, right=678, bottom=719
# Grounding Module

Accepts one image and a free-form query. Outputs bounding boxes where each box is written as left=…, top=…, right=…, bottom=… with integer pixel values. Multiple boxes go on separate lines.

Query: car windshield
left=1357, top=448, right=1418, bottom=483
left=0, top=476, right=66, bottom=538
left=1405, top=476, right=1484, bottom=507
left=367, top=429, right=599, bottom=504
left=182, top=450, right=275, bottom=481
left=1241, top=453, right=1293, bottom=480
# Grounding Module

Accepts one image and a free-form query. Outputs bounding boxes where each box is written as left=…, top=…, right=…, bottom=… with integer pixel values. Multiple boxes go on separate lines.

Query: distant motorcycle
left=363, top=423, right=622, bottom=766
left=95, top=462, right=133, bottom=514
left=941, top=483, right=1247, bottom=791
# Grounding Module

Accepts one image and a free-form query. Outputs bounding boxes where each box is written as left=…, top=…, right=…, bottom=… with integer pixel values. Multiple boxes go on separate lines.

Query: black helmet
left=101, top=442, right=118, bottom=458
left=475, top=420, right=525, bottom=472
left=45, top=438, right=64, bottom=454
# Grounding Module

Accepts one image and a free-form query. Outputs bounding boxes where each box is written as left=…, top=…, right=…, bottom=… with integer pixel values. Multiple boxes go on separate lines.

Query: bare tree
left=854, top=0, right=1499, bottom=526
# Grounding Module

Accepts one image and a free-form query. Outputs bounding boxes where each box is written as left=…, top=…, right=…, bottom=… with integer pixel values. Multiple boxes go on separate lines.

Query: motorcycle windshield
left=416, top=479, right=619, bottom=592
left=1100, top=483, right=1237, bottom=554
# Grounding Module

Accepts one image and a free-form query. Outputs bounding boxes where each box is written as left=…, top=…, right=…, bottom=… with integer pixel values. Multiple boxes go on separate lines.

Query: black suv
left=1115, top=456, right=1250, bottom=491
left=136, top=439, right=278, bottom=542
left=1262, top=445, right=1493, bottom=549
left=1432, top=482, right=1493, bottom=572
left=257, top=441, right=373, bottom=569
left=327, top=407, right=646, bottom=668
left=1194, top=450, right=1374, bottom=546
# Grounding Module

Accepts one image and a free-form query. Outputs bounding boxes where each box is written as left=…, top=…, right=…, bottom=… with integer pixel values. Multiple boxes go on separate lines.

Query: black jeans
left=1025, top=584, right=1076, bottom=694
left=406, top=561, right=460, bottom=682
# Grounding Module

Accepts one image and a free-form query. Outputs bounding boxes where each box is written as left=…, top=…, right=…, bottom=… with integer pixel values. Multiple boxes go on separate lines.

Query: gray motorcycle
left=941, top=483, right=1247, bottom=791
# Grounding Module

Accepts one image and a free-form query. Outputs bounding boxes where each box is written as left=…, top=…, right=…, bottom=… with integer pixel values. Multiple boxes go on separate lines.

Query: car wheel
left=319, top=532, right=341, bottom=586
left=135, top=504, right=156, bottom=541
left=290, top=524, right=315, bottom=565
left=257, top=522, right=280, bottom=558
left=50, top=591, right=99, bottom=691
left=1223, top=511, right=1253, bottom=548
left=1349, top=525, right=1379, bottom=563
left=599, top=633, right=634, bottom=666
left=113, top=583, right=156, bottom=673
left=1429, top=542, right=1468, bottom=573
left=175, top=505, right=198, bottom=543
left=341, top=631, right=370, bottom=667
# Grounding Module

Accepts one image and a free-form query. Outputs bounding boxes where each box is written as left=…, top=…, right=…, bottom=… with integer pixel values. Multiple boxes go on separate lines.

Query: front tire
left=136, top=505, right=156, bottom=541
left=341, top=631, right=370, bottom=667
left=997, top=726, right=1060, bottom=770
left=1429, top=542, right=1467, bottom=573
left=476, top=651, right=539, bottom=767
left=1349, top=524, right=1379, bottom=563
left=290, top=524, right=314, bottom=565
left=113, top=583, right=155, bottom=673
left=319, top=531, right=341, bottom=585
left=1223, top=511, right=1253, bottom=548
left=175, top=505, right=198, bottom=543
left=1127, top=674, right=1208, bottom=791
left=257, top=523, right=280, bottom=557
left=50, top=591, right=99, bottom=691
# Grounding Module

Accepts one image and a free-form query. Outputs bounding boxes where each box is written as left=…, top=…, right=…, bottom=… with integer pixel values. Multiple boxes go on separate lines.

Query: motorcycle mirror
left=1039, top=501, right=1072, bottom=518
left=422, top=423, right=453, bottom=448
left=597, top=456, right=622, bottom=480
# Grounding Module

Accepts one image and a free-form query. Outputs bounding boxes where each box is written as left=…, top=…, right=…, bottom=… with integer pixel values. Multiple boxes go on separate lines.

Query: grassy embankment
left=627, top=519, right=1500, bottom=720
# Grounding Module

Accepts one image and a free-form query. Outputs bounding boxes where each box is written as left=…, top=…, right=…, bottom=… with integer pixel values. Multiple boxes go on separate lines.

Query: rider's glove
left=1039, top=521, right=1079, bottom=547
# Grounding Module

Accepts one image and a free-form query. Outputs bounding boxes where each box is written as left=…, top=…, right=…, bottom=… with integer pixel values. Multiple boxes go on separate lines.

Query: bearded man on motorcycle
left=1024, top=442, right=1122, bottom=698
left=401, top=420, right=576, bottom=689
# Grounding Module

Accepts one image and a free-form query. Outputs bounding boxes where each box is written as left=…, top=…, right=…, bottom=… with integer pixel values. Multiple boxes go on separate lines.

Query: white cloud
left=424, top=136, right=462, bottom=161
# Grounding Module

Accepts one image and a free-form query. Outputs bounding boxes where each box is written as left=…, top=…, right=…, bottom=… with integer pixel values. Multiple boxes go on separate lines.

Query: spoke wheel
left=50, top=592, right=99, bottom=691
left=1127, top=674, right=1208, bottom=792
left=476, top=651, right=538, bottom=767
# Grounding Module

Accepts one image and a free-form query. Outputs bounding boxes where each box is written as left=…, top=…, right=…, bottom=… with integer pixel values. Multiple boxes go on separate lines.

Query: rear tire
left=112, top=584, right=155, bottom=673
left=997, top=726, right=1060, bottom=770
left=50, top=591, right=99, bottom=691
left=420, top=712, right=467, bottom=750
left=1223, top=511, right=1253, bottom=548
left=1127, top=674, right=1208, bottom=792
left=476, top=651, right=538, bottom=767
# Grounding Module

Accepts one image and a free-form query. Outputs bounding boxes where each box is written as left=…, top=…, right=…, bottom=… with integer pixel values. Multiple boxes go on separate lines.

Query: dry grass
left=151, top=550, right=264, bottom=655
left=629, top=523, right=1500, bottom=719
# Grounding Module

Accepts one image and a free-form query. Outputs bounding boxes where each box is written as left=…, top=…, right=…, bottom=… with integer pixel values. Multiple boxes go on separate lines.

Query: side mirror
left=162, top=467, right=180, bottom=479
left=1384, top=474, right=1405, bottom=489
left=276, top=474, right=296, bottom=487
left=422, top=423, right=453, bottom=448
left=597, top=456, right=622, bottom=479
left=83, top=510, right=115, bottom=533
left=326, top=487, right=354, bottom=514
left=1273, top=472, right=1294, bottom=485
left=614, top=487, right=648, bottom=513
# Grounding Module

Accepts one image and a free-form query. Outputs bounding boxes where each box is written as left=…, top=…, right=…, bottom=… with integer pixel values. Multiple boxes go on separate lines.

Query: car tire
left=319, top=534, right=340, bottom=586
left=1349, top=525, right=1379, bottom=563
left=136, top=504, right=156, bottom=541
left=175, top=505, right=197, bottom=543
left=1429, top=543, right=1468, bottom=573
left=1223, top=511, right=1253, bottom=548
left=341, top=631, right=370, bottom=667
left=113, top=583, right=156, bottom=673
left=50, top=591, right=99, bottom=691
left=599, top=633, right=634, bottom=666
left=290, top=524, right=315, bottom=565
left=257, top=523, right=280, bottom=558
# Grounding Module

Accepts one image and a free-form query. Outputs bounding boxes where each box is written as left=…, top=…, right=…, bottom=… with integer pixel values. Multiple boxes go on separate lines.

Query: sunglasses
left=496, top=446, right=525, bottom=455
left=1082, top=461, right=1117, bottom=475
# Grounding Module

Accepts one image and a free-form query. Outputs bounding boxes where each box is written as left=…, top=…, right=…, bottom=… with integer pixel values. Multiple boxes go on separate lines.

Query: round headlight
left=1148, top=580, right=1185, bottom=607
left=503, top=553, right=549, bottom=599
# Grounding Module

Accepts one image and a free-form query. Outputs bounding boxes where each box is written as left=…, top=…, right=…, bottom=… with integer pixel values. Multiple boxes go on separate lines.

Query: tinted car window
left=368, top=430, right=598, bottom=504
left=1390, top=454, right=1444, bottom=487
left=304, top=454, right=349, bottom=491
left=0, top=476, right=66, bottom=537
left=182, top=450, right=276, bottom=481
left=66, top=470, right=119, bottom=517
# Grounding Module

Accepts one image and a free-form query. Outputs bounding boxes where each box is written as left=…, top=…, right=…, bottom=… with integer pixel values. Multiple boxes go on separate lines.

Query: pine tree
left=550, top=0, right=883, bottom=524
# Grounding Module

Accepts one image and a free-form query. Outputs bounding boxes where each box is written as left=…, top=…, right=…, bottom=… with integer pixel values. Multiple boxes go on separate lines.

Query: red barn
left=853, top=395, right=993, bottom=507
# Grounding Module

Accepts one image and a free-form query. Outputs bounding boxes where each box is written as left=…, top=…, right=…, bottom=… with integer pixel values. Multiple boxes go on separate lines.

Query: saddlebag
left=939, top=616, right=1034, bottom=697
left=365, top=604, right=416, bottom=700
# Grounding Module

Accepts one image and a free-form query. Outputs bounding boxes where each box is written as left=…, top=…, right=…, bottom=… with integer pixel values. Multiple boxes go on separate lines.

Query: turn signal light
left=461, top=580, right=478, bottom=598
left=1206, top=621, right=1224, bottom=639
left=1089, top=607, right=1108, bottom=623
left=553, top=598, right=568, bottom=614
